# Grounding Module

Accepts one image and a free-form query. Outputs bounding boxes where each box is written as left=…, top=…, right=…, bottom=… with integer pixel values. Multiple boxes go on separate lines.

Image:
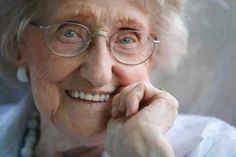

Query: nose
left=79, top=37, right=113, bottom=87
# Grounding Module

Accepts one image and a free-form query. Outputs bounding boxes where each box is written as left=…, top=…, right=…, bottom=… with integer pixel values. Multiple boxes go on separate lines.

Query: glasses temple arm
left=30, top=21, right=48, bottom=30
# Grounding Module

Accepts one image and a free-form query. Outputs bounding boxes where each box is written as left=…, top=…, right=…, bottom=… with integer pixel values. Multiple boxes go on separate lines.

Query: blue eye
left=63, top=30, right=77, bottom=38
left=119, top=37, right=134, bottom=44
left=57, top=26, right=85, bottom=43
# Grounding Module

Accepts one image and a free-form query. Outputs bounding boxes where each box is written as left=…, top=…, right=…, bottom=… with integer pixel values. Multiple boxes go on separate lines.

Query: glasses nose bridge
left=90, top=30, right=110, bottom=53
left=91, top=30, right=109, bottom=41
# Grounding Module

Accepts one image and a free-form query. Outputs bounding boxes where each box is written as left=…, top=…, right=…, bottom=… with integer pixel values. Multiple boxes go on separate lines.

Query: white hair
left=0, top=0, right=188, bottom=80
left=146, top=0, right=188, bottom=71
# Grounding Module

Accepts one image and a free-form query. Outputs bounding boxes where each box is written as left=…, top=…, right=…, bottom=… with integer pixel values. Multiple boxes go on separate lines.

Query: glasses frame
left=30, top=21, right=160, bottom=66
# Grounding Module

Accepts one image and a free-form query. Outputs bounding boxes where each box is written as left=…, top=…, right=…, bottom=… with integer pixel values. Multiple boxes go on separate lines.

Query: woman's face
left=20, top=0, right=154, bottom=145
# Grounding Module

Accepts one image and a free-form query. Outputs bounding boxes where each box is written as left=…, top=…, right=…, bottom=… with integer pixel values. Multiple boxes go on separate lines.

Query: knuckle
left=138, top=80, right=150, bottom=90
left=170, top=96, right=179, bottom=109
left=138, top=82, right=146, bottom=91
left=158, top=91, right=179, bottom=110
left=138, top=80, right=146, bottom=85
left=169, top=98, right=178, bottom=111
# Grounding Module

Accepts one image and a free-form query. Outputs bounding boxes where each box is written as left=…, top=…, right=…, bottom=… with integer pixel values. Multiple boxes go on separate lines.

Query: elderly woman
left=0, top=0, right=236, bottom=157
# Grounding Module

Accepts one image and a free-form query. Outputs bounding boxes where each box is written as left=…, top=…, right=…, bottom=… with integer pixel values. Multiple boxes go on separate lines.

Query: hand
left=105, top=81, right=178, bottom=157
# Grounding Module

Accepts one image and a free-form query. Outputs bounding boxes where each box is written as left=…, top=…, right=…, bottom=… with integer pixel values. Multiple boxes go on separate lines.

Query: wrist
left=127, top=122, right=174, bottom=157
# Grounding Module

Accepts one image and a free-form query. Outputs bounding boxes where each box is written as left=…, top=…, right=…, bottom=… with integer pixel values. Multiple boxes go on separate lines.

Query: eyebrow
left=51, top=4, right=98, bottom=24
left=114, top=17, right=147, bottom=31
left=57, top=14, right=148, bottom=33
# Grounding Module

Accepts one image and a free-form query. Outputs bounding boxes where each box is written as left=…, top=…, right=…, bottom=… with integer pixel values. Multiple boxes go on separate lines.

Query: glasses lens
left=45, top=22, right=91, bottom=57
left=110, top=31, right=155, bottom=65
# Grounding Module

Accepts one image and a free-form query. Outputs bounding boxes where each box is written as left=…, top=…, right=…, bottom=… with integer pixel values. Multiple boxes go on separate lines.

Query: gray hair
left=0, top=0, right=39, bottom=79
left=0, top=0, right=187, bottom=80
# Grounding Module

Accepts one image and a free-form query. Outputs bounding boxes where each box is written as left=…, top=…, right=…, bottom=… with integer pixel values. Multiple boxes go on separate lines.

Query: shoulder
left=0, top=103, right=22, bottom=130
left=167, top=114, right=236, bottom=157
left=0, top=103, right=23, bottom=157
left=0, top=93, right=33, bottom=157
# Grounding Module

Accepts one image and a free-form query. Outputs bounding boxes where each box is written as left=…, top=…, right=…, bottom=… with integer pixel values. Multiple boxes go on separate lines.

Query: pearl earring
left=16, top=66, right=29, bottom=83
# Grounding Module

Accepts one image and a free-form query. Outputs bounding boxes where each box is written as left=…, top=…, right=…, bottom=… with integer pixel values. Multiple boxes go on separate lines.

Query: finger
left=125, top=83, right=145, bottom=117
left=118, top=83, right=138, bottom=113
left=134, top=81, right=160, bottom=102
left=153, top=89, right=179, bottom=109
left=111, top=94, right=127, bottom=118
left=119, top=81, right=159, bottom=117
left=111, top=93, right=120, bottom=117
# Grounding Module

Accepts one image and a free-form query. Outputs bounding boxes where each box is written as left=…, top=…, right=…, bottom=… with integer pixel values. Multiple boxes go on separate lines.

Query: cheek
left=114, top=64, right=150, bottom=86
left=21, top=30, right=79, bottom=83
left=29, top=62, right=83, bottom=124
left=32, top=59, right=79, bottom=83
left=26, top=54, right=79, bottom=83
left=21, top=34, right=82, bottom=121
left=30, top=67, right=61, bottom=122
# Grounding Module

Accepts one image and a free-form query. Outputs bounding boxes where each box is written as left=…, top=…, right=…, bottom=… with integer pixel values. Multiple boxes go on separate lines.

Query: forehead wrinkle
left=42, top=0, right=150, bottom=30
left=56, top=3, right=112, bottom=28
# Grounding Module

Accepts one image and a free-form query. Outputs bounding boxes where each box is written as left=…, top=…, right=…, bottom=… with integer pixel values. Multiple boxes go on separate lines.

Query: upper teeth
left=67, top=90, right=110, bottom=102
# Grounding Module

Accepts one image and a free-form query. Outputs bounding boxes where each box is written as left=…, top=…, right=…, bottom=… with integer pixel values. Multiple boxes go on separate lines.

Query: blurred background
left=0, top=0, right=236, bottom=126
left=152, top=0, right=236, bottom=126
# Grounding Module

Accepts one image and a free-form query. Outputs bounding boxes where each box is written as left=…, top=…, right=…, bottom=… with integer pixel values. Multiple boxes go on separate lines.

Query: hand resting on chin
left=105, top=81, right=178, bottom=157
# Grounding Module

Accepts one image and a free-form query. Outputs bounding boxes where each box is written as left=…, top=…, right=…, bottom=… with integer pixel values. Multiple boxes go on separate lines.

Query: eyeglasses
left=31, top=21, right=160, bottom=65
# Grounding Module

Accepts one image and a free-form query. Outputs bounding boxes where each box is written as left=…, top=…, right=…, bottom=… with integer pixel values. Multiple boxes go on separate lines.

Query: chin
left=53, top=102, right=110, bottom=145
left=77, top=131, right=106, bottom=146
left=56, top=120, right=107, bottom=146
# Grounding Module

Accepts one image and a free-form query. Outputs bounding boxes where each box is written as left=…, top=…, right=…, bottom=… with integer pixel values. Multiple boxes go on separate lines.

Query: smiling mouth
left=65, top=90, right=110, bottom=102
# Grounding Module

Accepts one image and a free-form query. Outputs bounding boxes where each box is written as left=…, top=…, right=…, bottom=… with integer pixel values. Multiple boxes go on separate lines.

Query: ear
left=14, top=46, right=26, bottom=69
left=13, top=37, right=31, bottom=75
left=14, top=30, right=29, bottom=69
left=13, top=50, right=31, bottom=82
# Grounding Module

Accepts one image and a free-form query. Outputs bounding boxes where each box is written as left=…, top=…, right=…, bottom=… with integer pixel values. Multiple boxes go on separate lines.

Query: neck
left=35, top=115, right=104, bottom=157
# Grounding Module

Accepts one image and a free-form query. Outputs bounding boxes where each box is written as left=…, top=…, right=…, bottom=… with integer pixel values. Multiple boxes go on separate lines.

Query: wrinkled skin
left=19, top=0, right=178, bottom=156
left=105, top=81, right=177, bottom=157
